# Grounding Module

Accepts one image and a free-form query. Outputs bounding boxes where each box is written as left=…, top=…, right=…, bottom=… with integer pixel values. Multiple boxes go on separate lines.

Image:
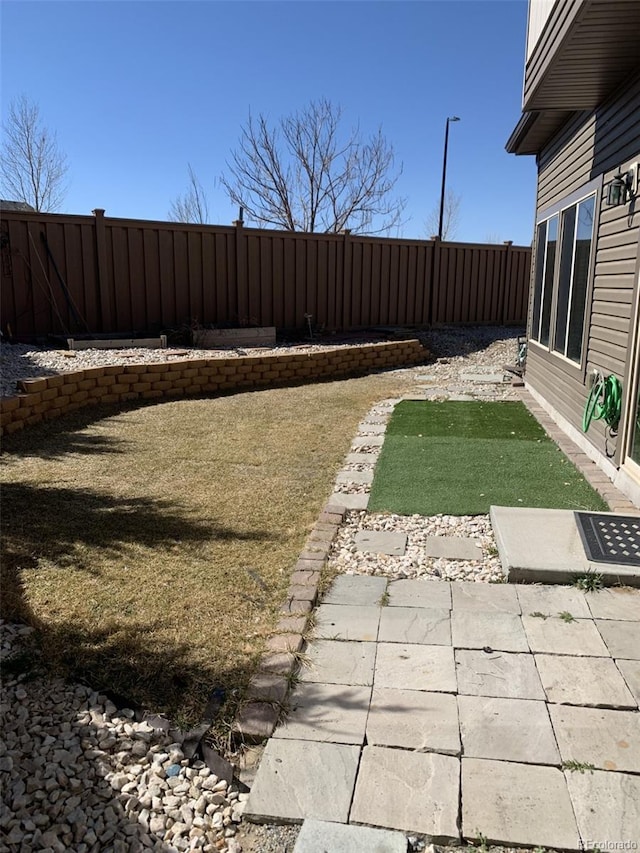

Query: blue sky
left=1, top=0, right=537, bottom=244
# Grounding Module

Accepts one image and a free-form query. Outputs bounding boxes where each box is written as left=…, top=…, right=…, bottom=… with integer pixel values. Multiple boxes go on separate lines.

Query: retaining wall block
left=17, top=378, right=48, bottom=394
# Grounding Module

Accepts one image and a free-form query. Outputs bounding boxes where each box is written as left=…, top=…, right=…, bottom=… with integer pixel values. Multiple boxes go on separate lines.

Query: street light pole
left=437, top=115, right=460, bottom=241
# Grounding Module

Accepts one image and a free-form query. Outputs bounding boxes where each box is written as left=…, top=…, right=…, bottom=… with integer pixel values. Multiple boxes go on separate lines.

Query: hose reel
left=582, top=371, right=622, bottom=457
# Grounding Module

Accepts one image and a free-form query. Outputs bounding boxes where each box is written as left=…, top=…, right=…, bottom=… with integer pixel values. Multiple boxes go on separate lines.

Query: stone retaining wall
left=1, top=340, right=428, bottom=436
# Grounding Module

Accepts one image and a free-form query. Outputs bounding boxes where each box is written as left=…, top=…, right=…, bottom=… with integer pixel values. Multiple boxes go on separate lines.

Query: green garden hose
left=582, top=373, right=622, bottom=433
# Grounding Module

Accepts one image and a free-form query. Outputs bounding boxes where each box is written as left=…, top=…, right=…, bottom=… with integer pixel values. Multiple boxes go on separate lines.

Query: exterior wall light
left=606, top=169, right=634, bottom=206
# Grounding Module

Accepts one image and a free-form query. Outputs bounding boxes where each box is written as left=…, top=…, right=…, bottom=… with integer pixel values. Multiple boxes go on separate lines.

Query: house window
left=531, top=215, right=558, bottom=346
left=553, top=195, right=595, bottom=363
left=530, top=182, right=598, bottom=366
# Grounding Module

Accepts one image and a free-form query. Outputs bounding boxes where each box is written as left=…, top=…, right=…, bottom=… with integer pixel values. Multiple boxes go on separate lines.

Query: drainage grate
left=575, top=513, right=640, bottom=566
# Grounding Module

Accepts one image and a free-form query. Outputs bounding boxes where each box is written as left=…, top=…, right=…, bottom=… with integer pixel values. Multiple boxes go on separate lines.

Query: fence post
left=233, top=217, right=248, bottom=325
left=92, top=208, right=112, bottom=332
left=341, top=229, right=352, bottom=331
left=501, top=240, right=513, bottom=324
left=428, top=237, right=442, bottom=325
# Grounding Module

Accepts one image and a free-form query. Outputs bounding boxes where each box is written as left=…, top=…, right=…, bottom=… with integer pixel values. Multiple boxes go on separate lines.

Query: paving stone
left=448, top=393, right=476, bottom=401
left=522, top=616, right=610, bottom=656
left=261, top=652, right=297, bottom=674
left=565, top=768, right=640, bottom=846
left=455, top=649, right=545, bottom=700
left=374, top=643, right=456, bottom=693
left=350, top=746, right=459, bottom=842
left=423, top=537, right=482, bottom=561
left=378, top=607, right=451, bottom=645
left=461, top=758, right=581, bottom=850
left=323, top=575, right=388, bottom=606
left=515, top=584, right=591, bottom=619
left=323, top=503, right=347, bottom=517
left=616, top=659, right=640, bottom=705
left=596, top=619, right=640, bottom=659
left=299, top=640, right=376, bottom=686
left=335, top=470, right=374, bottom=485
left=351, top=435, right=384, bottom=448
left=367, top=688, right=460, bottom=754
left=233, top=702, right=280, bottom=741
left=354, top=530, right=407, bottom=556
left=387, top=578, right=452, bottom=609
left=280, top=598, right=313, bottom=617
left=451, top=611, right=528, bottom=652
left=331, top=492, right=370, bottom=510
left=293, top=819, right=407, bottom=853
left=451, top=581, right=520, bottom=613
left=317, top=510, right=345, bottom=524
left=586, top=587, right=640, bottom=620
left=548, top=704, right=640, bottom=772
left=414, top=374, right=438, bottom=382
left=246, top=673, right=290, bottom=705
left=460, top=372, right=506, bottom=383
left=313, top=604, right=380, bottom=641
left=358, top=422, right=386, bottom=435
left=289, top=570, right=320, bottom=587
left=273, top=682, right=371, bottom=745
left=266, top=633, right=304, bottom=653
left=345, top=452, right=379, bottom=464
left=244, top=739, right=360, bottom=823
left=535, top=654, right=637, bottom=709
left=287, top=584, right=319, bottom=602
left=296, top=558, right=327, bottom=573
left=458, top=696, right=560, bottom=764
left=362, top=414, right=389, bottom=424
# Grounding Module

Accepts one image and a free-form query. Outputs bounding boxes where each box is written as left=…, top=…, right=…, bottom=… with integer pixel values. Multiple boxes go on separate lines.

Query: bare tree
left=425, top=189, right=461, bottom=241
left=168, top=164, right=210, bottom=224
left=484, top=232, right=503, bottom=244
left=1, top=96, right=69, bottom=212
left=221, top=99, right=406, bottom=234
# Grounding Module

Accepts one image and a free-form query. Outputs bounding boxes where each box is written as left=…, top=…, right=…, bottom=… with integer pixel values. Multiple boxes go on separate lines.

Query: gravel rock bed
left=0, top=335, right=416, bottom=398
left=0, top=325, right=522, bottom=399
left=328, top=510, right=505, bottom=583
left=342, top=461, right=376, bottom=472
left=333, top=483, right=371, bottom=495
left=0, top=622, right=245, bottom=853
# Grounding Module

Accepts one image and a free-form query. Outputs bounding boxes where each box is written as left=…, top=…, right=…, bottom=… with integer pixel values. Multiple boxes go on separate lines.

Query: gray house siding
left=525, top=70, right=640, bottom=464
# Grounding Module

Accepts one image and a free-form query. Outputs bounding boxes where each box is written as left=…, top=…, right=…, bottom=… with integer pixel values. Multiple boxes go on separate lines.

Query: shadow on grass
left=2, top=551, right=258, bottom=722
left=1, top=403, right=135, bottom=460
left=1, top=472, right=279, bottom=721
left=2, top=481, right=275, bottom=575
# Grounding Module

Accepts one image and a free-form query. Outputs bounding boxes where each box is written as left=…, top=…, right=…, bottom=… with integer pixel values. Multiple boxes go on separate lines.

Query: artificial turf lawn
left=368, top=401, right=609, bottom=516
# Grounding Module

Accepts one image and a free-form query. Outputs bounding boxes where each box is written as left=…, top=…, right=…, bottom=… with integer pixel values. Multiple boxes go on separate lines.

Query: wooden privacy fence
left=0, top=209, right=531, bottom=339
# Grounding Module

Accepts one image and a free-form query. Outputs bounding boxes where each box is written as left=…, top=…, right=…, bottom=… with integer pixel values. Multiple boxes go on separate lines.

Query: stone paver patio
left=244, top=364, right=640, bottom=849
left=246, top=577, right=640, bottom=849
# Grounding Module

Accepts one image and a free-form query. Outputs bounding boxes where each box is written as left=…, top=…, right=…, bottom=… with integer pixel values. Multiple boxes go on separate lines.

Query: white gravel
left=0, top=334, right=418, bottom=398
left=0, top=623, right=245, bottom=853
left=329, top=510, right=504, bottom=583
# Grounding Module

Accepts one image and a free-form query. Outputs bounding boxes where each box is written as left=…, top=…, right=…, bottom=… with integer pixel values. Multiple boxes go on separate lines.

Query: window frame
left=528, top=176, right=602, bottom=379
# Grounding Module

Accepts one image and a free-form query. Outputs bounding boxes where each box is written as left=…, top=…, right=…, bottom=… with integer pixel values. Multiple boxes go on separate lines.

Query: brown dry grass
left=1, top=369, right=415, bottom=723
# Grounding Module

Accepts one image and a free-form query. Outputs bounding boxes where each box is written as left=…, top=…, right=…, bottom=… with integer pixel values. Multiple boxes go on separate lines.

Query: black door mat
left=575, top=512, right=640, bottom=566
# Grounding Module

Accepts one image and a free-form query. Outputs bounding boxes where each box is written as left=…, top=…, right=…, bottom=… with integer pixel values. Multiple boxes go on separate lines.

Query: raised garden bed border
left=1, top=340, right=428, bottom=436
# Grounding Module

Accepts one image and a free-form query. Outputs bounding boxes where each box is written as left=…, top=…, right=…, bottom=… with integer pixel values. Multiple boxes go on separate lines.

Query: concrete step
left=490, top=505, right=640, bottom=587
